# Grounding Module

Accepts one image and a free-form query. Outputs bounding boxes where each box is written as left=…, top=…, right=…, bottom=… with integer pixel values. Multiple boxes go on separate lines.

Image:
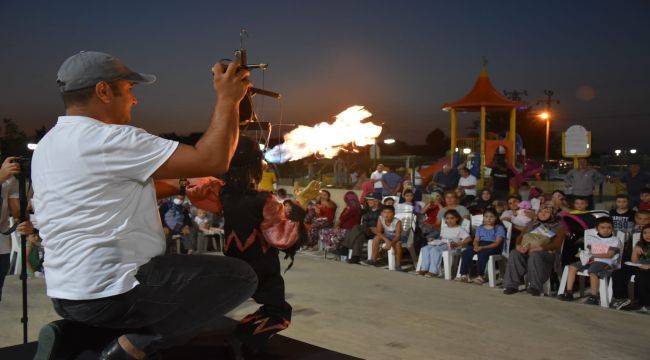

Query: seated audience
left=558, top=217, right=621, bottom=305
left=458, top=167, right=478, bottom=200
left=421, top=192, right=443, bottom=239
left=276, top=188, right=290, bottom=201
left=638, top=188, right=650, bottom=211
left=437, top=191, right=471, bottom=228
left=456, top=208, right=506, bottom=284
left=365, top=205, right=405, bottom=270
left=160, top=195, right=193, bottom=254
left=551, top=190, right=570, bottom=211
left=455, top=187, right=473, bottom=207
left=472, top=189, right=494, bottom=213
left=306, top=189, right=338, bottom=249
left=417, top=210, right=471, bottom=277
left=398, top=189, right=421, bottom=214
left=492, top=200, right=506, bottom=218
left=610, top=194, right=635, bottom=233
left=500, top=195, right=521, bottom=223
left=503, top=203, right=565, bottom=296
left=383, top=197, right=396, bottom=207
left=341, top=194, right=382, bottom=264
left=321, top=191, right=362, bottom=252
left=192, top=209, right=211, bottom=253
left=610, top=209, right=650, bottom=310
left=629, top=225, right=650, bottom=312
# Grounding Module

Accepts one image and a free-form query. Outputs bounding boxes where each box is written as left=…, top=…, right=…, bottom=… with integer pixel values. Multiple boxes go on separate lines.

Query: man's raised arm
left=153, top=60, right=251, bottom=179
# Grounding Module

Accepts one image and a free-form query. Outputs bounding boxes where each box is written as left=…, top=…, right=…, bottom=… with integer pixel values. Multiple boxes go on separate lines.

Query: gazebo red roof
left=442, top=69, right=526, bottom=112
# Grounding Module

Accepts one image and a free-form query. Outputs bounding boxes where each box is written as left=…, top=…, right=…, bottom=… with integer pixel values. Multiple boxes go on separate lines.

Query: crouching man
left=32, top=51, right=257, bottom=359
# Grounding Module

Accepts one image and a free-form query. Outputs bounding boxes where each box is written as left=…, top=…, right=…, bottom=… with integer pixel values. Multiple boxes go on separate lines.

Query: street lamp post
left=539, top=111, right=551, bottom=162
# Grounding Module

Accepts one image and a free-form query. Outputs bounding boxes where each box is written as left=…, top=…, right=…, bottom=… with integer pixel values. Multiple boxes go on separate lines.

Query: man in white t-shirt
left=0, top=157, right=34, bottom=302
left=370, top=163, right=385, bottom=197
left=458, top=167, right=478, bottom=198
left=32, top=51, right=258, bottom=359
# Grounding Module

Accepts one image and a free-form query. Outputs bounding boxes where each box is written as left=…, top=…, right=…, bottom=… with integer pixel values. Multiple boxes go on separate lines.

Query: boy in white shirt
left=559, top=217, right=621, bottom=305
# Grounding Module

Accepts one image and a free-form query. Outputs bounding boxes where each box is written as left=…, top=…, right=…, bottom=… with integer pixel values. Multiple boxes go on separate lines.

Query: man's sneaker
left=610, top=298, right=631, bottom=310
left=583, top=295, right=600, bottom=306
left=638, top=306, right=649, bottom=314
left=557, top=292, right=574, bottom=301
left=527, top=287, right=541, bottom=297
left=503, top=288, right=518, bottom=295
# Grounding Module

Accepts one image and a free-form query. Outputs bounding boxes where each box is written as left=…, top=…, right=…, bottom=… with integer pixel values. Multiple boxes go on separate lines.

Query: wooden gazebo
left=442, top=67, right=525, bottom=184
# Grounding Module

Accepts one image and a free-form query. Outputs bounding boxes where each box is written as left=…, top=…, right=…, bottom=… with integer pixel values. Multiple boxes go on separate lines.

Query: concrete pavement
left=1, top=253, right=649, bottom=359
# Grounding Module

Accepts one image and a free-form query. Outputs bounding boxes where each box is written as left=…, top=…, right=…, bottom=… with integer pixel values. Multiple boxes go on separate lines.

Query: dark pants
left=459, top=241, right=501, bottom=276
left=0, top=253, right=10, bottom=302
left=612, top=263, right=639, bottom=300
left=340, top=225, right=368, bottom=258
left=637, top=269, right=650, bottom=307
left=52, top=255, right=257, bottom=355
left=503, top=250, right=555, bottom=291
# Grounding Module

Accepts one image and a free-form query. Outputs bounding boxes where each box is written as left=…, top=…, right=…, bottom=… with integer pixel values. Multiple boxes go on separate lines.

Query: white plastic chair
left=557, top=229, right=626, bottom=307
left=416, top=219, right=470, bottom=280
left=387, top=213, right=416, bottom=270
left=455, top=221, right=512, bottom=287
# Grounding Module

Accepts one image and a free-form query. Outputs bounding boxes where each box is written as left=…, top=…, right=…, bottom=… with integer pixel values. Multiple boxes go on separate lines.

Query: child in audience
left=456, top=208, right=506, bottom=284
left=398, top=189, right=421, bottom=214
left=638, top=188, right=650, bottom=211
left=193, top=209, right=210, bottom=232
left=417, top=210, right=471, bottom=277
left=571, top=196, right=590, bottom=213
left=610, top=194, right=635, bottom=233
left=511, top=200, right=534, bottom=228
left=500, top=195, right=521, bottom=223
left=630, top=224, right=650, bottom=312
left=383, top=197, right=396, bottom=207
left=366, top=205, right=404, bottom=270
left=558, top=217, right=621, bottom=305
left=492, top=200, right=507, bottom=218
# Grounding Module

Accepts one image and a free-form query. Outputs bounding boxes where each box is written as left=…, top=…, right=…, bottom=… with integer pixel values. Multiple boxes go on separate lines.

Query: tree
left=424, top=128, right=450, bottom=156
left=1, top=118, right=28, bottom=156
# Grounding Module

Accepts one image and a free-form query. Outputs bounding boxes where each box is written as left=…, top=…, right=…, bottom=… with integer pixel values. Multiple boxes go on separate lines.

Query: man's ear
left=95, top=81, right=112, bottom=104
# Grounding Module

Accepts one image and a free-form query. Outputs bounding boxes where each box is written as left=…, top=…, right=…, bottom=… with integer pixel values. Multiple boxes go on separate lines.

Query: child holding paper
left=630, top=224, right=650, bottom=311
left=558, top=217, right=621, bottom=305
left=417, top=210, right=470, bottom=277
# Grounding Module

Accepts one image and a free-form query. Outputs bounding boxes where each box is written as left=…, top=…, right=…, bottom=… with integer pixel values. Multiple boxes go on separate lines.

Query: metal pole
left=17, top=169, right=28, bottom=344
left=545, top=117, right=550, bottom=162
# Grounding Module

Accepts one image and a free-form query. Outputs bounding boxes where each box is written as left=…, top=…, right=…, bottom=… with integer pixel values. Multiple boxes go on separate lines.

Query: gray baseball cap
left=56, top=51, right=156, bottom=92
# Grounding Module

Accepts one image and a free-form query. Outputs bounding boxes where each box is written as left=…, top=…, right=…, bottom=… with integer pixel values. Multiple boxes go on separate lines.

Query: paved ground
left=1, top=253, right=649, bottom=359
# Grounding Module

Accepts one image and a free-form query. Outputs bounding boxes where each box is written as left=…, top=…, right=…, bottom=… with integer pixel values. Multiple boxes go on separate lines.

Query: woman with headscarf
left=471, top=189, right=494, bottom=213
left=321, top=191, right=362, bottom=252
left=502, top=203, right=566, bottom=296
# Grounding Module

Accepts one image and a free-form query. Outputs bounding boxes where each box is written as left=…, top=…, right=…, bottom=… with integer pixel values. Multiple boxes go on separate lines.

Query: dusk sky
left=1, top=0, right=649, bottom=152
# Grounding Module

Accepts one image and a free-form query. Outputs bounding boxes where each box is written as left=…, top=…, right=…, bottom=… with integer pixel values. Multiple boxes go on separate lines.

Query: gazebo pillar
left=509, top=107, right=516, bottom=165
left=450, top=109, right=457, bottom=166
left=480, top=106, right=486, bottom=186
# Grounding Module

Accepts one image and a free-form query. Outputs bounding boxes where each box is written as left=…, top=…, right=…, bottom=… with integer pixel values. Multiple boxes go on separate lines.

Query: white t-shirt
left=584, top=233, right=621, bottom=266
left=0, top=177, right=19, bottom=254
left=31, top=116, right=178, bottom=300
left=458, top=175, right=478, bottom=196
left=440, top=226, right=470, bottom=242
left=370, top=170, right=385, bottom=189
left=194, top=215, right=209, bottom=227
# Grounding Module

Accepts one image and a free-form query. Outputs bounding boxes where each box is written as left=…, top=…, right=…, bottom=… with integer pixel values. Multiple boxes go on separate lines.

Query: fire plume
left=264, top=106, right=382, bottom=163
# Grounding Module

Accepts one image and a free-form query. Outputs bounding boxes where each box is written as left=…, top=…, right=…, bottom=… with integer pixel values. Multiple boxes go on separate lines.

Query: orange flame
left=265, top=106, right=382, bottom=163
